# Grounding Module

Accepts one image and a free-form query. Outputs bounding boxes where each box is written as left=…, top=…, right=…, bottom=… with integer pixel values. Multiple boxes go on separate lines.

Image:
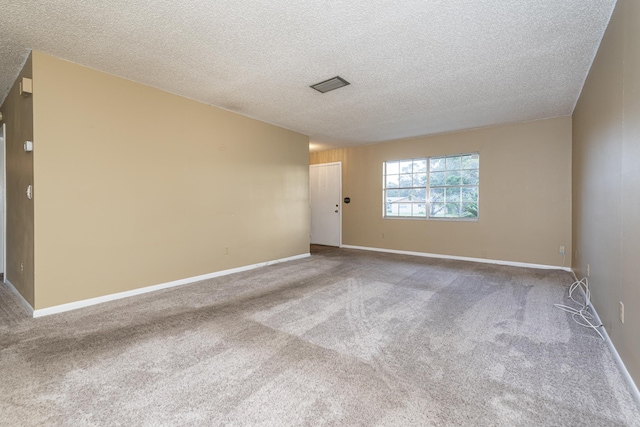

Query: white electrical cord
left=554, top=277, right=604, bottom=340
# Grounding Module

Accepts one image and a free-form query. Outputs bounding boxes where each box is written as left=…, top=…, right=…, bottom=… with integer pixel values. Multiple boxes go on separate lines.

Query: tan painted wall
left=0, top=54, right=35, bottom=305
left=311, top=117, right=572, bottom=267
left=573, top=0, right=639, bottom=384
left=31, top=51, right=309, bottom=309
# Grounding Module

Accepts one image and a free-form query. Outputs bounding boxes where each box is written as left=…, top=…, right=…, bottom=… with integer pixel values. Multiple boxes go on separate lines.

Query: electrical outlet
left=586, top=263, right=590, bottom=277
left=224, top=247, right=229, bottom=254
left=381, top=233, right=385, bottom=238
left=559, top=246, right=565, bottom=255
left=620, top=302, right=625, bottom=324
left=20, top=263, right=23, bottom=273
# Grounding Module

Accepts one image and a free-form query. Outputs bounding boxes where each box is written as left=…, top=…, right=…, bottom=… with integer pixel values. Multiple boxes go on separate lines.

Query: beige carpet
left=1, top=246, right=639, bottom=426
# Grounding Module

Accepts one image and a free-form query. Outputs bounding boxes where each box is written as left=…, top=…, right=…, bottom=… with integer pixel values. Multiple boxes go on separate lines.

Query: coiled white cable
left=554, top=277, right=604, bottom=340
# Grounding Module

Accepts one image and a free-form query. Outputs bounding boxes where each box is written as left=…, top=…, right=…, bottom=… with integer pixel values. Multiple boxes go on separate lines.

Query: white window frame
left=383, top=152, right=479, bottom=221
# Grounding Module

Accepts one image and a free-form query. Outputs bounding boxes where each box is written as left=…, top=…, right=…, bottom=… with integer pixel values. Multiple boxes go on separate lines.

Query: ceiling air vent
left=310, top=76, right=350, bottom=93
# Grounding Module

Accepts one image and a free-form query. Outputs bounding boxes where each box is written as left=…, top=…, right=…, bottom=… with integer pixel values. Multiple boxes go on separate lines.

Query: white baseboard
left=4, top=279, right=35, bottom=316
left=32, top=253, right=310, bottom=318
left=340, top=245, right=572, bottom=272
left=341, top=246, right=639, bottom=405
left=582, top=286, right=640, bottom=408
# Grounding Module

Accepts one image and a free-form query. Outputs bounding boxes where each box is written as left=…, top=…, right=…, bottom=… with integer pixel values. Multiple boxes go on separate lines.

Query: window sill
left=383, top=216, right=479, bottom=222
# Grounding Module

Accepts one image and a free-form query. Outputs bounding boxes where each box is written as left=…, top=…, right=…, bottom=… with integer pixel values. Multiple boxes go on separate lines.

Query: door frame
left=1, top=123, right=5, bottom=277
left=310, top=161, right=342, bottom=247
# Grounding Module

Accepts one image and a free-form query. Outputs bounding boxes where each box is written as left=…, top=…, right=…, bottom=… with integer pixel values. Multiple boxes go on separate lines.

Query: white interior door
left=310, top=162, right=341, bottom=247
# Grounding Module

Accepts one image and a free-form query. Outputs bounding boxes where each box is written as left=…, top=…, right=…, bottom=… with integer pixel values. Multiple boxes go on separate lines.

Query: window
left=383, top=159, right=427, bottom=217
left=383, top=153, right=479, bottom=219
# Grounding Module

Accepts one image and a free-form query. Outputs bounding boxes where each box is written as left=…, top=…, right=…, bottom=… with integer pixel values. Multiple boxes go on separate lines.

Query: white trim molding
left=583, top=288, right=640, bottom=408
left=341, top=245, right=639, bottom=404
left=31, top=253, right=310, bottom=318
left=4, top=279, right=34, bottom=316
left=340, top=245, right=573, bottom=271
left=569, top=268, right=639, bottom=406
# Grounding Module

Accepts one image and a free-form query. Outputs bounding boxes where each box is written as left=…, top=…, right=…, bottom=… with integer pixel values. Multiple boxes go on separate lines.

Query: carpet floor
left=1, top=246, right=639, bottom=426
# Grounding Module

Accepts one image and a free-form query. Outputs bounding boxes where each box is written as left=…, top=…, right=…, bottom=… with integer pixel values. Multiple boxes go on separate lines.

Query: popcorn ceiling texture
left=0, top=0, right=616, bottom=150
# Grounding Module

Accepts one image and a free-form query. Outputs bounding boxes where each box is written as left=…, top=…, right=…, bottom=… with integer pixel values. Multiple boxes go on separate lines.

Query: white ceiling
left=0, top=0, right=615, bottom=151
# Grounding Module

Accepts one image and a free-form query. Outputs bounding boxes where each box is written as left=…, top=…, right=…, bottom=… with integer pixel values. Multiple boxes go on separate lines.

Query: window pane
left=446, top=156, right=461, bottom=170
left=462, top=170, right=479, bottom=185
left=386, top=175, right=399, bottom=188
left=462, top=203, right=478, bottom=218
left=430, top=188, right=444, bottom=202
left=400, top=160, right=413, bottom=174
left=412, top=203, right=426, bottom=217
left=413, top=159, right=427, bottom=173
left=386, top=162, right=399, bottom=175
left=431, top=203, right=445, bottom=217
left=386, top=189, right=399, bottom=199
left=445, top=171, right=461, bottom=186
left=413, top=173, right=427, bottom=187
left=398, top=203, right=412, bottom=216
left=398, top=188, right=411, bottom=198
left=461, top=154, right=479, bottom=169
left=461, top=154, right=472, bottom=169
left=430, top=157, right=445, bottom=171
left=462, top=187, right=478, bottom=202
left=399, top=174, right=412, bottom=188
left=387, top=203, right=399, bottom=216
left=430, top=171, right=445, bottom=186
left=411, top=188, right=426, bottom=202
left=445, top=203, right=461, bottom=217
left=445, top=187, right=461, bottom=203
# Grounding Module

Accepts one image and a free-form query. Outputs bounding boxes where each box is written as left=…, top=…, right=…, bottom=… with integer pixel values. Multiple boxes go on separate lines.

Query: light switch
left=24, top=140, right=33, bottom=152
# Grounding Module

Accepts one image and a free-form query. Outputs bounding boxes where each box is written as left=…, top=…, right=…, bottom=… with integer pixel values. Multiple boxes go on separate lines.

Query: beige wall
left=311, top=117, right=572, bottom=267
left=30, top=51, right=309, bottom=309
left=1, top=54, right=35, bottom=305
left=573, top=0, right=640, bottom=384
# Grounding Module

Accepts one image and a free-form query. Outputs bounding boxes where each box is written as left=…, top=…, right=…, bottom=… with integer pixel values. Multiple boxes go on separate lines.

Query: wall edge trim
left=4, top=279, right=35, bottom=315
left=340, top=245, right=572, bottom=271
left=570, top=268, right=639, bottom=406
left=32, top=253, right=310, bottom=318
left=594, top=316, right=640, bottom=408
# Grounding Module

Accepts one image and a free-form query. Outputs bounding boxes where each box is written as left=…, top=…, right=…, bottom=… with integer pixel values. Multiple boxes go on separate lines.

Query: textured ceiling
left=0, top=0, right=615, bottom=151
